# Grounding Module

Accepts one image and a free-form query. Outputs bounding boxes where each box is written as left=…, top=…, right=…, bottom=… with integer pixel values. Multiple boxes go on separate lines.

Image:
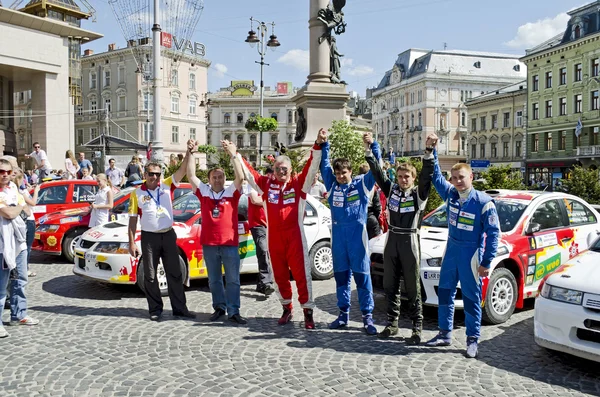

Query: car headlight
left=36, top=224, right=60, bottom=233
left=426, top=258, right=442, bottom=267
left=93, top=242, right=129, bottom=254
left=496, top=245, right=509, bottom=256
left=540, top=283, right=583, bottom=305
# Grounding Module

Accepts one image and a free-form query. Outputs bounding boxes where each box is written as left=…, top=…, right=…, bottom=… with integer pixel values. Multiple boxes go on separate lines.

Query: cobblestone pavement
left=1, top=254, right=599, bottom=397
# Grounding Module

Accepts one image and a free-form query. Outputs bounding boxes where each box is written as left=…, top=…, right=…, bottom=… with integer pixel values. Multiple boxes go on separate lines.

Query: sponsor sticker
left=534, top=253, right=561, bottom=281
left=534, top=233, right=558, bottom=249
left=449, top=206, right=459, bottom=214
left=459, top=211, right=475, bottom=219
left=457, top=223, right=474, bottom=231
left=60, top=216, right=82, bottom=224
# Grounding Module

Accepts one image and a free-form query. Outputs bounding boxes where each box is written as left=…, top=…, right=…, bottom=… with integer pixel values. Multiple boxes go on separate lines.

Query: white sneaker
left=466, top=337, right=478, bottom=358
left=9, top=316, right=40, bottom=326
left=0, top=326, right=9, bottom=338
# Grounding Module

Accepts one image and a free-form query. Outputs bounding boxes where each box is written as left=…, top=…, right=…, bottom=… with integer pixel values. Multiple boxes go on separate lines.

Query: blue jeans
left=26, top=220, right=35, bottom=266
left=202, top=245, right=241, bottom=316
left=0, top=250, right=29, bottom=321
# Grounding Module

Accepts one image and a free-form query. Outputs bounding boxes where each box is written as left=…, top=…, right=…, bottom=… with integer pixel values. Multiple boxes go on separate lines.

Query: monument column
left=307, top=0, right=331, bottom=84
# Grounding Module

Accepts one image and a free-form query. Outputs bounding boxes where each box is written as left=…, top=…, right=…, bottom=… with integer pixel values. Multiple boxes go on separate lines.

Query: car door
left=303, top=201, right=320, bottom=248
left=34, top=184, right=70, bottom=217
left=525, top=198, right=572, bottom=289
left=562, top=198, right=600, bottom=258
left=73, top=184, right=98, bottom=206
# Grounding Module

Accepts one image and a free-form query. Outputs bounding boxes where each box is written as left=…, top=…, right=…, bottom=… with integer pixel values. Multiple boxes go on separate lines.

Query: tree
left=395, top=157, right=443, bottom=214
left=245, top=115, right=278, bottom=133
left=560, top=166, right=600, bottom=204
left=473, top=165, right=525, bottom=191
left=328, top=119, right=365, bottom=174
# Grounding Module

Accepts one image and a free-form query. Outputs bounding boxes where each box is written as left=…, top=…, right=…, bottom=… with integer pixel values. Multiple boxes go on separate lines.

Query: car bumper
left=420, top=267, right=465, bottom=309
left=32, top=232, right=63, bottom=254
left=534, top=296, right=600, bottom=362
left=72, top=248, right=136, bottom=285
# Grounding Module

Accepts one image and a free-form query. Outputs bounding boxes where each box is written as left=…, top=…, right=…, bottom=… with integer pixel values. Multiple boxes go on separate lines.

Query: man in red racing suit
left=241, top=130, right=325, bottom=329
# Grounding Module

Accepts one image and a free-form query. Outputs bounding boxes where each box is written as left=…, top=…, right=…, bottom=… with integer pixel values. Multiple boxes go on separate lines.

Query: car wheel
left=310, top=241, right=333, bottom=280
left=62, top=229, right=87, bottom=263
left=136, top=255, right=187, bottom=297
left=483, top=267, right=518, bottom=325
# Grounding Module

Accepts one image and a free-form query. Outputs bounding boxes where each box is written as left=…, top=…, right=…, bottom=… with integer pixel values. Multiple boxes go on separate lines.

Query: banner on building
left=161, top=32, right=173, bottom=48
left=228, top=81, right=257, bottom=96
left=276, top=82, right=293, bottom=95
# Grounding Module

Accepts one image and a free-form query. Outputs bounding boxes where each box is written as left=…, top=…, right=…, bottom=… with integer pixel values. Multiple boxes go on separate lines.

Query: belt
left=142, top=226, right=173, bottom=234
left=388, top=225, right=419, bottom=235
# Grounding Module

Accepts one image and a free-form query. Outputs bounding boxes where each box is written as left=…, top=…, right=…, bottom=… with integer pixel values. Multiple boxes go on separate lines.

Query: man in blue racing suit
left=424, top=133, right=500, bottom=358
left=319, top=129, right=377, bottom=335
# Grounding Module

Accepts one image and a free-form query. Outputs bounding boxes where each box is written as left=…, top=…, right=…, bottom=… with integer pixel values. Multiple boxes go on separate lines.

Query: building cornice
left=521, top=33, right=600, bottom=64
left=82, top=46, right=211, bottom=67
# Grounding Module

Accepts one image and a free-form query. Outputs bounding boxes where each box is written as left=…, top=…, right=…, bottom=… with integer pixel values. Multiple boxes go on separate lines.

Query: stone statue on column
left=317, top=0, right=347, bottom=84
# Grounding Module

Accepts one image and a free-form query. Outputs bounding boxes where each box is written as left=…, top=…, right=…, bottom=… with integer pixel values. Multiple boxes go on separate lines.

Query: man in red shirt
left=248, top=167, right=274, bottom=295
left=187, top=139, right=247, bottom=324
left=241, top=129, right=325, bottom=329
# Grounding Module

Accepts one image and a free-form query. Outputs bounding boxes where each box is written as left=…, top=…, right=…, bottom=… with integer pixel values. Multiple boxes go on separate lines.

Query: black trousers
left=250, top=226, right=273, bottom=287
left=383, top=232, right=423, bottom=325
left=140, top=229, right=187, bottom=315
left=366, top=215, right=381, bottom=240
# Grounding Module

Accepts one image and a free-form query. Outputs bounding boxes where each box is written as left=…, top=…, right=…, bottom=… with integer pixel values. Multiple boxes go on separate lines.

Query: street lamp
left=245, top=17, right=280, bottom=165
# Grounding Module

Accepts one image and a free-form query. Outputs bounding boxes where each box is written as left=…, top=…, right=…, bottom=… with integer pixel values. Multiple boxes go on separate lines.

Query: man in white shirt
left=309, top=173, right=327, bottom=198
left=106, top=158, right=125, bottom=187
left=24, top=142, right=52, bottom=178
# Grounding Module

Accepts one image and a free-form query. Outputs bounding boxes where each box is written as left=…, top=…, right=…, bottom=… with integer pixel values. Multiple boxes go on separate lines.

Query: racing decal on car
left=33, top=206, right=47, bottom=214
left=116, top=256, right=139, bottom=283
left=39, top=214, right=48, bottom=224
left=87, top=230, right=105, bottom=239
left=534, top=233, right=558, bottom=249
left=239, top=239, right=256, bottom=259
left=60, top=216, right=82, bottom=224
left=535, top=253, right=561, bottom=281
left=47, top=236, right=57, bottom=247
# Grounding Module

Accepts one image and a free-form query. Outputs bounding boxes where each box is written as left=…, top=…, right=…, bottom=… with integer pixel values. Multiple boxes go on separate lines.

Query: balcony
left=577, top=145, right=600, bottom=157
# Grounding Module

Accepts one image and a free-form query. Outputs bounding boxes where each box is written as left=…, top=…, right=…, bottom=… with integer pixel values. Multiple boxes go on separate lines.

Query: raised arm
left=418, top=150, right=435, bottom=202
left=298, top=129, right=326, bottom=194
left=185, top=140, right=201, bottom=191
left=319, top=140, right=336, bottom=191
left=428, top=133, right=452, bottom=202
left=222, top=139, right=243, bottom=191
left=240, top=156, right=265, bottom=194
left=173, top=141, right=193, bottom=184
left=364, top=133, right=392, bottom=198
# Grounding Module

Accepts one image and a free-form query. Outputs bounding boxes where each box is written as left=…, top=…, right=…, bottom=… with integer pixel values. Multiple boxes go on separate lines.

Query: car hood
left=39, top=207, right=91, bottom=225
left=546, top=250, right=600, bottom=293
left=80, top=220, right=191, bottom=243
left=369, top=226, right=448, bottom=260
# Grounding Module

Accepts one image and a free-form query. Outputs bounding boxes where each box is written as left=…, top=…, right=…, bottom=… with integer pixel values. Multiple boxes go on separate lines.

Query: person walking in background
left=424, top=133, right=500, bottom=358
left=89, top=174, right=113, bottom=228
left=309, top=173, right=328, bottom=199
left=14, top=169, right=39, bottom=277
left=25, top=142, right=53, bottom=179
left=64, top=150, right=80, bottom=180
left=388, top=146, right=396, bottom=165
left=248, top=167, right=275, bottom=296
left=77, top=152, right=93, bottom=179
left=106, top=158, right=125, bottom=188
left=80, top=168, right=94, bottom=181
left=125, top=156, right=144, bottom=185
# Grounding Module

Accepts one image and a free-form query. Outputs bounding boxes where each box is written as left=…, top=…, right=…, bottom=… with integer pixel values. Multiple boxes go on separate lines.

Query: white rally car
left=370, top=190, right=600, bottom=324
left=73, top=191, right=333, bottom=295
left=534, top=231, right=600, bottom=362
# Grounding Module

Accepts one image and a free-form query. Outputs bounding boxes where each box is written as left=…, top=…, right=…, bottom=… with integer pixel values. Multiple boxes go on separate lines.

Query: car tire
left=483, top=267, right=518, bottom=325
left=62, top=229, right=87, bottom=263
left=136, top=255, right=188, bottom=297
left=309, top=241, right=333, bottom=280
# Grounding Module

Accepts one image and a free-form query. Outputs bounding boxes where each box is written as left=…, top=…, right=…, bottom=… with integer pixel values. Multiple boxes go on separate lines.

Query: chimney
left=108, top=43, right=116, bottom=51
left=84, top=49, right=94, bottom=56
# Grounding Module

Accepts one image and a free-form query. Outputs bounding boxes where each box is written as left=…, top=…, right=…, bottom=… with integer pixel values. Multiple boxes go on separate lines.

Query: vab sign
left=160, top=32, right=206, bottom=57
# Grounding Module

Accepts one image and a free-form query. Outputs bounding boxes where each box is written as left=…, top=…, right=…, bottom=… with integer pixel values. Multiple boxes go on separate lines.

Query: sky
left=81, top=0, right=588, bottom=96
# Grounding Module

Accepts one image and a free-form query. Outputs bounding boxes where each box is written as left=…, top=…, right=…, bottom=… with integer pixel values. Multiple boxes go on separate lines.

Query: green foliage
left=328, top=119, right=365, bottom=174
left=196, top=145, right=217, bottom=155
left=404, top=158, right=443, bottom=213
left=473, top=165, right=525, bottom=191
left=206, top=150, right=235, bottom=180
left=245, top=116, right=278, bottom=133
left=560, top=166, right=600, bottom=204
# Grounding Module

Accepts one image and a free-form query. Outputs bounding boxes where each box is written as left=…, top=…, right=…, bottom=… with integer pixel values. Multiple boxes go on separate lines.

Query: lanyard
left=210, top=189, right=225, bottom=208
left=146, top=187, right=161, bottom=208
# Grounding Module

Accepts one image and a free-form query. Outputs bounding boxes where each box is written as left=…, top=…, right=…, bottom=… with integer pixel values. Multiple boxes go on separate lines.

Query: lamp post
left=245, top=17, right=280, bottom=165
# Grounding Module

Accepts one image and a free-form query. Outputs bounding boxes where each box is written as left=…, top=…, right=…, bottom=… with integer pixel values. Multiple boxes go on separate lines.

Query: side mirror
left=587, top=230, right=600, bottom=247
left=525, top=222, right=541, bottom=235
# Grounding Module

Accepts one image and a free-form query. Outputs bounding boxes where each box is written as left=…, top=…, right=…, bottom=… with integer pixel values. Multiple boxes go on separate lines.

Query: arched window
left=387, top=119, right=390, bottom=132
left=461, top=112, right=466, bottom=126
left=401, top=116, right=405, bottom=128
left=271, top=112, right=278, bottom=121
left=224, top=113, right=230, bottom=123
left=574, top=25, right=581, bottom=39
left=250, top=135, right=257, bottom=147
left=171, top=70, right=178, bottom=86
left=410, top=114, right=415, bottom=128
left=189, top=73, right=196, bottom=90
left=237, top=135, right=244, bottom=148
left=270, top=134, right=278, bottom=147
left=237, top=113, right=244, bottom=123
left=418, top=112, right=422, bottom=127
left=223, top=134, right=231, bottom=141
left=288, top=110, right=293, bottom=124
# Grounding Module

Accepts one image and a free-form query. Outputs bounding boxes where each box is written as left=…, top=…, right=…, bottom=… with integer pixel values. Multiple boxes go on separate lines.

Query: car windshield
left=421, top=199, right=528, bottom=233
left=172, top=192, right=201, bottom=222
left=591, top=236, right=600, bottom=252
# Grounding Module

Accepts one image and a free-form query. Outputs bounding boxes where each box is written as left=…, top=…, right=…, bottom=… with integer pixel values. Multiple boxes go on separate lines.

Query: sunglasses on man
left=147, top=172, right=161, bottom=177
left=0, top=169, right=12, bottom=176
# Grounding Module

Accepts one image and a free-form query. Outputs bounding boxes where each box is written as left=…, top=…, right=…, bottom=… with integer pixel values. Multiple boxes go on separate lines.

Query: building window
left=559, top=130, right=566, bottom=150
left=118, top=66, right=125, bottom=84
left=189, top=127, right=196, bottom=141
left=480, top=143, right=485, bottom=158
left=271, top=112, right=278, bottom=121
left=223, top=134, right=230, bottom=141
left=573, top=131, right=579, bottom=148
left=574, top=63, right=582, bottom=82
left=189, top=73, right=196, bottom=90
left=545, top=71, right=552, bottom=88
left=471, top=144, right=476, bottom=159
left=592, top=128, right=599, bottom=145
left=90, top=99, right=97, bottom=114
left=591, top=90, right=599, bottom=110
left=491, top=114, right=497, bottom=129
left=104, top=98, right=111, bottom=112
left=503, top=112, right=510, bottom=128
left=76, top=105, right=83, bottom=116
left=491, top=142, right=497, bottom=158
left=515, top=140, right=521, bottom=157
left=574, top=25, right=581, bottom=39
left=171, top=126, right=179, bottom=143
left=237, top=134, right=244, bottom=148
left=143, top=123, right=154, bottom=142
left=171, top=70, right=178, bottom=86
left=471, top=118, right=477, bottom=132
left=532, top=103, right=539, bottom=120
left=103, top=70, right=111, bottom=87
left=90, top=72, right=97, bottom=89
left=189, top=98, right=197, bottom=114
left=545, top=132, right=552, bottom=151
left=224, top=113, right=231, bottom=123
left=270, top=134, right=277, bottom=148
left=288, top=110, right=293, bottom=124
left=559, top=67, right=567, bottom=85
left=410, top=92, right=414, bottom=105
left=118, top=95, right=126, bottom=112
left=480, top=116, right=486, bottom=130
left=593, top=59, right=600, bottom=78
left=559, top=97, right=567, bottom=115
left=532, top=75, right=539, bottom=91
left=503, top=141, right=509, bottom=157
left=461, top=112, right=466, bottom=126
left=574, top=94, right=582, bottom=113
left=143, top=93, right=153, bottom=110
left=90, top=127, right=98, bottom=139
left=418, top=112, right=422, bottom=127
left=237, top=113, right=244, bottom=123
left=418, top=90, right=422, bottom=102
left=250, top=135, right=257, bottom=147
left=77, top=129, right=84, bottom=145
left=171, top=96, right=179, bottom=113
left=532, top=134, right=539, bottom=152
left=515, top=111, right=523, bottom=127
left=288, top=134, right=294, bottom=145
left=545, top=100, right=552, bottom=118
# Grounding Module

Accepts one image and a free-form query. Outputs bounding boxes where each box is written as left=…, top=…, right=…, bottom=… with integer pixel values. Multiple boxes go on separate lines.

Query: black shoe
left=210, top=308, right=226, bottom=321
left=256, top=284, right=275, bottom=296
left=378, top=325, right=398, bottom=339
left=407, top=322, right=423, bottom=345
left=228, top=314, right=248, bottom=325
left=150, top=313, right=162, bottom=322
left=173, top=310, right=196, bottom=319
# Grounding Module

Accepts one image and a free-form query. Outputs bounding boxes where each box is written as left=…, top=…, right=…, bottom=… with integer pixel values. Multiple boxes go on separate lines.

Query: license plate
left=424, top=271, right=440, bottom=280
left=34, top=233, right=40, bottom=240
